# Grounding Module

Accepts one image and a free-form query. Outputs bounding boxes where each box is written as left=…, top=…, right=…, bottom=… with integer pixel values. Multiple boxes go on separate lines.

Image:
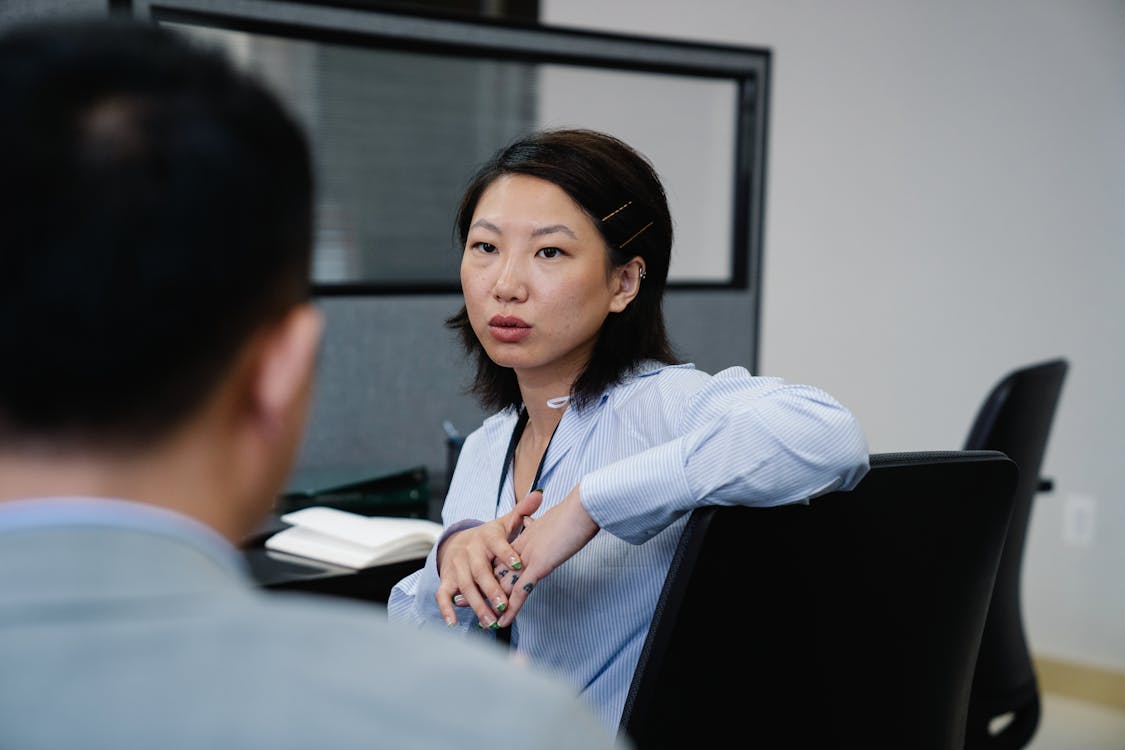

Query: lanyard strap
left=493, top=407, right=559, bottom=649
left=494, top=408, right=559, bottom=516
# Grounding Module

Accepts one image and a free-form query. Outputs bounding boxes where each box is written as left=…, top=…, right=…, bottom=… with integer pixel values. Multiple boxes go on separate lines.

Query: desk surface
left=242, top=515, right=426, bottom=605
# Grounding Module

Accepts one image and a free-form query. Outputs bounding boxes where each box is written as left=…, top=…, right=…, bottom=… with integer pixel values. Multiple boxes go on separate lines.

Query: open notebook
left=265, top=507, right=443, bottom=569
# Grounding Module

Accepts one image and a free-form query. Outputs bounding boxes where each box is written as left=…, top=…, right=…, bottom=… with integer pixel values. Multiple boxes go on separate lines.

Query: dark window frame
left=131, top=0, right=770, bottom=299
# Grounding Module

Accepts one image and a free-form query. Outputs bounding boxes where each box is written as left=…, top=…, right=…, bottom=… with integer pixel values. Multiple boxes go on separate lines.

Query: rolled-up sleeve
left=581, top=366, right=869, bottom=544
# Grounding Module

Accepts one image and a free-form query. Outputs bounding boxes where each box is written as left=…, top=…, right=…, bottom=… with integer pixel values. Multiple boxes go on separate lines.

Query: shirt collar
left=0, top=496, right=247, bottom=575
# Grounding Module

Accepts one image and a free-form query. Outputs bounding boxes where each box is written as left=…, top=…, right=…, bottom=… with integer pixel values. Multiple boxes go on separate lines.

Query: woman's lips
left=488, top=315, right=532, bottom=343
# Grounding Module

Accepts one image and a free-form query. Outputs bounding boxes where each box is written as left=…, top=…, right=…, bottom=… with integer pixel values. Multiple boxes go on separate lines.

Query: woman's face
left=461, top=174, right=640, bottom=388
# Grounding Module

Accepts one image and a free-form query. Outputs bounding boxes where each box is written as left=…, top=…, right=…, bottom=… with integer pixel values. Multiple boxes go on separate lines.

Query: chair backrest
left=619, top=450, right=1018, bottom=750
left=963, top=358, right=1068, bottom=750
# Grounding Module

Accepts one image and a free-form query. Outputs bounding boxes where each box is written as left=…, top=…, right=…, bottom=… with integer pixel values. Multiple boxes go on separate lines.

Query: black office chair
left=964, top=358, right=1068, bottom=750
left=619, top=450, right=1018, bottom=750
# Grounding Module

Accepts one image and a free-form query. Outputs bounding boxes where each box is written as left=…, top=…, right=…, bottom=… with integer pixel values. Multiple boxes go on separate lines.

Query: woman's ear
left=609, top=256, right=646, bottom=313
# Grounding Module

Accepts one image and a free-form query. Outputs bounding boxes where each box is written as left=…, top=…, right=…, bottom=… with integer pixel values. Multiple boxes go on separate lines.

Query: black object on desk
left=278, top=464, right=430, bottom=519
left=243, top=542, right=425, bottom=605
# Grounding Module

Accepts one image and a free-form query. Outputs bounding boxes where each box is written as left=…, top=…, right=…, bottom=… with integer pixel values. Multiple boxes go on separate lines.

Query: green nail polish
left=488, top=621, right=500, bottom=631
left=495, top=601, right=507, bottom=613
left=511, top=561, right=522, bottom=570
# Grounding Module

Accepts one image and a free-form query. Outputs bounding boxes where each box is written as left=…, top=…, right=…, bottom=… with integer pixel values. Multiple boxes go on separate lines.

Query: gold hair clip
left=618, top=221, right=653, bottom=249
left=601, top=201, right=632, bottom=222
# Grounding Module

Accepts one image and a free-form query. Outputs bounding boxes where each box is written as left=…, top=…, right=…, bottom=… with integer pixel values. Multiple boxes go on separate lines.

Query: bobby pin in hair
left=601, top=201, right=632, bottom=222
left=618, top=221, right=654, bottom=249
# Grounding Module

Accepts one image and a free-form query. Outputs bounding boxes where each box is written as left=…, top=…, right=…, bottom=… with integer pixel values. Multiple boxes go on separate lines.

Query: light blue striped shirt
left=388, top=362, right=869, bottom=729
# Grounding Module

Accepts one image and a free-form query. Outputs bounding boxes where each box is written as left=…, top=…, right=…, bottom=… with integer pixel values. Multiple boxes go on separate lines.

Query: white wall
left=543, top=0, right=1125, bottom=673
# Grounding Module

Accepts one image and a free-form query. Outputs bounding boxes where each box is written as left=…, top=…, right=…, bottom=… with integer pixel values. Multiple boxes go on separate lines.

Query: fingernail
left=532, top=487, right=544, bottom=494
left=510, top=558, right=522, bottom=570
left=445, top=617, right=457, bottom=627
left=494, top=599, right=507, bottom=613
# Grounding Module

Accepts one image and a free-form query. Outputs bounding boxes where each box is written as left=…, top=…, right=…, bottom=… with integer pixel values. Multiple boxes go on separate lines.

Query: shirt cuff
left=580, top=440, right=693, bottom=544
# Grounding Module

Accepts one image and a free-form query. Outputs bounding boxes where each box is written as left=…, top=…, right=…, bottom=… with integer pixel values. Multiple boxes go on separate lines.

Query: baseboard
left=1034, top=654, right=1125, bottom=712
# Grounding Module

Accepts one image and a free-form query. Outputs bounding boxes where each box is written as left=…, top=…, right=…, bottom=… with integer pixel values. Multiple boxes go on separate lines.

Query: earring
left=638, top=266, right=647, bottom=280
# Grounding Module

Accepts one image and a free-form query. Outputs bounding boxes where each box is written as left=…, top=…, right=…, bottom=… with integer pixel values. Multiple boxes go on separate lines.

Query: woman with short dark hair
left=389, top=128, right=870, bottom=730
left=446, top=127, right=677, bottom=413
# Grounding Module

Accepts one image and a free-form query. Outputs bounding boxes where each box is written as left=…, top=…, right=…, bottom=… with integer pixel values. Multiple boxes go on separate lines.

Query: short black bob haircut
left=446, top=128, right=679, bottom=413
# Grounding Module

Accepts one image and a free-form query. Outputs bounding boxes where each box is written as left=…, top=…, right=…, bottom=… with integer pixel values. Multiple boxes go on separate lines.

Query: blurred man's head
left=0, top=18, right=322, bottom=538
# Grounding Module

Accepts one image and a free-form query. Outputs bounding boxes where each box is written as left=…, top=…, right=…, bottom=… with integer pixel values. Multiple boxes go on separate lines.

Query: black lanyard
left=494, top=407, right=560, bottom=517
left=493, top=406, right=559, bottom=648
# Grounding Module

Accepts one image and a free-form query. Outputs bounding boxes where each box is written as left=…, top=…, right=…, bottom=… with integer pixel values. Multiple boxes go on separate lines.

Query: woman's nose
left=491, top=256, right=528, bottom=301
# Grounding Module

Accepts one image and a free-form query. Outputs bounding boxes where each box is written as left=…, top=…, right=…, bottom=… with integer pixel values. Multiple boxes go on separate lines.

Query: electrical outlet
left=1062, top=493, right=1096, bottom=547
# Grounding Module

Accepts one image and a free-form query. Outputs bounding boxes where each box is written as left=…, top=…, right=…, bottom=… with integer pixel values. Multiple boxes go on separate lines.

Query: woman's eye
left=537, top=246, right=563, bottom=259
left=471, top=241, right=498, bottom=254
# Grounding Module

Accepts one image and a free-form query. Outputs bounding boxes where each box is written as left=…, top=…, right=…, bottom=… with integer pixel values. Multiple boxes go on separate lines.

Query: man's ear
left=609, top=256, right=646, bottom=313
left=252, top=303, right=324, bottom=432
